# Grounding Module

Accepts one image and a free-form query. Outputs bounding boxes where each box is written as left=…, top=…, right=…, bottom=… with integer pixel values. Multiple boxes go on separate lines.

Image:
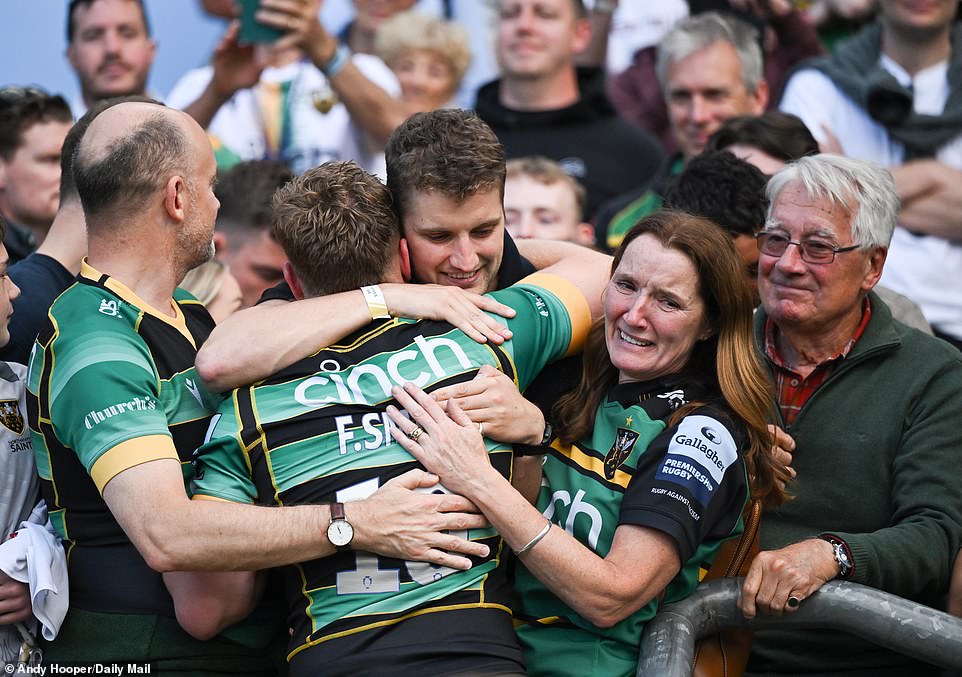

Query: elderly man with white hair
left=739, top=154, right=962, bottom=676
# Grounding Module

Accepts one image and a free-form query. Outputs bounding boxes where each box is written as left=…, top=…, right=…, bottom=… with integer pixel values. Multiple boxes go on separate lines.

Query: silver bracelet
left=515, top=519, right=551, bottom=556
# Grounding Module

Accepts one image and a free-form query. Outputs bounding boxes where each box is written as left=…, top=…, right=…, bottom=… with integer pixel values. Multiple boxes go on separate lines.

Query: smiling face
left=391, top=48, right=458, bottom=113
left=759, top=183, right=886, bottom=337
left=402, top=188, right=505, bottom=294
left=496, top=0, right=589, bottom=80
left=605, top=234, right=710, bottom=384
left=665, top=41, right=767, bottom=160
left=67, top=0, right=155, bottom=105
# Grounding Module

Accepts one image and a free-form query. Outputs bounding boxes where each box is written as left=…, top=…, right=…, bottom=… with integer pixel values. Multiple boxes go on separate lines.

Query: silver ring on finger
left=478, top=422, right=485, bottom=437
left=407, top=425, right=424, bottom=442
left=786, top=595, right=801, bottom=609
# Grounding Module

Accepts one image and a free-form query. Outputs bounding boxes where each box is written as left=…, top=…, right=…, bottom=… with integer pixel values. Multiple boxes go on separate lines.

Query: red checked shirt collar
left=764, top=297, right=873, bottom=426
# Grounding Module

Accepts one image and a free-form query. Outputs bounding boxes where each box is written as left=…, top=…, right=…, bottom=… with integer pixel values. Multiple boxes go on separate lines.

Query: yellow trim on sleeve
left=191, top=494, right=235, bottom=503
left=517, top=272, right=593, bottom=357
left=90, top=434, right=178, bottom=494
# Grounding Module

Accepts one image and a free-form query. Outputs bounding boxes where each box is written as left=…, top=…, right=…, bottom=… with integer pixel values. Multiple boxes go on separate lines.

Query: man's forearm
left=196, top=292, right=372, bottom=392
left=182, top=81, right=233, bottom=131
left=305, top=30, right=405, bottom=147
left=516, top=238, right=607, bottom=270
left=891, top=160, right=962, bottom=241
left=517, top=239, right=611, bottom=318
left=105, top=461, right=489, bottom=573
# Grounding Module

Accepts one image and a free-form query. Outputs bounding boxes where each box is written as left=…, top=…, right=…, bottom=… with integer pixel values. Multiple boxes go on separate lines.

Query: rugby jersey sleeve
left=618, top=409, right=749, bottom=563
left=486, top=273, right=592, bottom=391
left=190, top=397, right=260, bottom=505
left=39, top=324, right=180, bottom=494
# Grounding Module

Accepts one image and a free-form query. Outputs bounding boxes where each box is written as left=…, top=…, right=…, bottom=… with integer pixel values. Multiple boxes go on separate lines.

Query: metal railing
left=637, top=578, right=962, bottom=677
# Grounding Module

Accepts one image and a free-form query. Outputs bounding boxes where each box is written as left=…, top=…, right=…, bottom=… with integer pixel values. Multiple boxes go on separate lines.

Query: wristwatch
left=327, top=502, right=354, bottom=550
left=514, top=420, right=554, bottom=457
left=821, top=535, right=853, bottom=579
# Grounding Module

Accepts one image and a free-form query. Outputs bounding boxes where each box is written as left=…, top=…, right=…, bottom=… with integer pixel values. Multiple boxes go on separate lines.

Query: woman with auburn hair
left=387, top=210, right=790, bottom=676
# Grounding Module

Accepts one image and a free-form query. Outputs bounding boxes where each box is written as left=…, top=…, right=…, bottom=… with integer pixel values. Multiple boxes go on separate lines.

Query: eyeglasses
left=756, top=231, right=861, bottom=265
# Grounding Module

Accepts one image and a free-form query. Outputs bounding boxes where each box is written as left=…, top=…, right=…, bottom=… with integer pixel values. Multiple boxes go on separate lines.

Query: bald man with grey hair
left=26, top=101, right=489, bottom=668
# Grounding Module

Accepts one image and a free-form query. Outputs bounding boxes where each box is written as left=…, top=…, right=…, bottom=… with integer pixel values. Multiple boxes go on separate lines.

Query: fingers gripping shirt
left=191, top=275, right=590, bottom=672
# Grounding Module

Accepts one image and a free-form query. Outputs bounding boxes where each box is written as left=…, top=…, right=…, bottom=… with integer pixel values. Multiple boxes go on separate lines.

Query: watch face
left=833, top=542, right=852, bottom=574
left=328, top=519, right=354, bottom=547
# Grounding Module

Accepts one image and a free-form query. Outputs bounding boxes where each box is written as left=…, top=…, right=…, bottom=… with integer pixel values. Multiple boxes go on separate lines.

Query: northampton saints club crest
left=604, top=427, right=639, bottom=480
left=0, top=399, right=24, bottom=435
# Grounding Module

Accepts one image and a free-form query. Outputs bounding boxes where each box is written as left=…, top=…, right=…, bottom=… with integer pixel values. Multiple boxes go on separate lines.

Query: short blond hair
left=272, top=161, right=399, bottom=297
left=180, top=259, right=231, bottom=306
left=374, top=11, right=472, bottom=87
left=506, top=156, right=587, bottom=221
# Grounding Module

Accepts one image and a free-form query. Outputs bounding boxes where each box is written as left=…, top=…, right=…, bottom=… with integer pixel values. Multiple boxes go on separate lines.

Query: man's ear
left=750, top=79, right=770, bottom=114
left=571, top=16, right=593, bottom=55
left=863, top=246, right=888, bottom=292
left=0, top=160, right=7, bottom=191
left=399, top=237, right=412, bottom=282
left=283, top=261, right=306, bottom=300
left=66, top=44, right=78, bottom=71
left=576, top=222, right=596, bottom=247
left=211, top=231, right=227, bottom=258
left=163, top=175, right=187, bottom=223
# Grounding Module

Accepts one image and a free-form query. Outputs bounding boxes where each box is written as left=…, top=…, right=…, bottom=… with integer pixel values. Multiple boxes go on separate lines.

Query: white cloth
left=166, top=54, right=400, bottom=178
left=0, top=361, right=36, bottom=540
left=780, top=59, right=962, bottom=339
left=0, top=503, right=68, bottom=664
left=595, top=0, right=688, bottom=76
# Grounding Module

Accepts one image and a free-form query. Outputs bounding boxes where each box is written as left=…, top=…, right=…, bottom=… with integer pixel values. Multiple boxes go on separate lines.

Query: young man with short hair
left=66, top=0, right=156, bottom=116
left=212, top=160, right=293, bottom=309
left=504, top=156, right=595, bottom=247
left=474, top=0, right=664, bottom=223
left=0, top=87, right=73, bottom=262
left=168, top=159, right=607, bottom=675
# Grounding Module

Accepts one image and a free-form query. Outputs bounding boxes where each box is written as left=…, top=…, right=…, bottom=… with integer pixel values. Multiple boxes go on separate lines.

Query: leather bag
left=691, top=498, right=763, bottom=677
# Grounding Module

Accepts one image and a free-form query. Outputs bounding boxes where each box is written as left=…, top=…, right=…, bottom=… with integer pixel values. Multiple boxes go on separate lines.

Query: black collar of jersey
left=608, top=372, right=715, bottom=416
left=496, top=231, right=536, bottom=290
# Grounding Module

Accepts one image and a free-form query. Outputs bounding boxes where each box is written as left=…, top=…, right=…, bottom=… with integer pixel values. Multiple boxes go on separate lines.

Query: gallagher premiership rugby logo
left=604, top=427, right=639, bottom=479
left=0, top=399, right=24, bottom=435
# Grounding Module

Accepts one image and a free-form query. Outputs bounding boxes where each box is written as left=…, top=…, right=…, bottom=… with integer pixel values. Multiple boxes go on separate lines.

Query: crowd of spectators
left=2, top=0, right=962, bottom=675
